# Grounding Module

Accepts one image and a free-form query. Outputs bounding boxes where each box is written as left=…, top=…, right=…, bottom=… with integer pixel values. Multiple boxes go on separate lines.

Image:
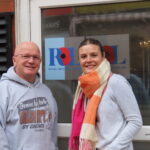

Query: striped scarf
left=69, top=58, right=111, bottom=150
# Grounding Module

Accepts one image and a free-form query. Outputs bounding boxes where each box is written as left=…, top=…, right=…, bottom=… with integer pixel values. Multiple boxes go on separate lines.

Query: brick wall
left=0, top=0, right=15, bottom=54
left=0, top=0, right=14, bottom=13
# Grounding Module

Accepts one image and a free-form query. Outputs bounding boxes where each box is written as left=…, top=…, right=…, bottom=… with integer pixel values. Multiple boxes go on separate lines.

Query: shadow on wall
left=127, top=73, right=150, bottom=105
left=46, top=80, right=73, bottom=123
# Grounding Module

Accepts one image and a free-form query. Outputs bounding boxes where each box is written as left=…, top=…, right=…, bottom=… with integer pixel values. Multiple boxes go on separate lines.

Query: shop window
left=41, top=2, right=150, bottom=125
left=0, top=13, right=13, bottom=77
left=41, top=2, right=150, bottom=150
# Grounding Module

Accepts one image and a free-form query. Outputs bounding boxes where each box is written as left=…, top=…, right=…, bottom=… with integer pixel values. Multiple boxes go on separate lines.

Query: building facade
left=0, top=0, right=15, bottom=76
left=2, top=0, right=150, bottom=149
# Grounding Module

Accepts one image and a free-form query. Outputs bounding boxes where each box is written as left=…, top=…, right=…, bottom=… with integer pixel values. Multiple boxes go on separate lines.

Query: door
left=16, top=0, right=150, bottom=150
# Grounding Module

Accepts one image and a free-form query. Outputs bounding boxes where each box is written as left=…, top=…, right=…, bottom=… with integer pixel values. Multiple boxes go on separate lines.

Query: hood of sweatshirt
left=1, top=66, right=40, bottom=87
left=0, top=67, right=58, bottom=150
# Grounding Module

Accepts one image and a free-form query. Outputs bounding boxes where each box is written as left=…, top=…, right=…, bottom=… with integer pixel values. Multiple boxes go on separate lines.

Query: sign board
left=45, top=34, right=129, bottom=80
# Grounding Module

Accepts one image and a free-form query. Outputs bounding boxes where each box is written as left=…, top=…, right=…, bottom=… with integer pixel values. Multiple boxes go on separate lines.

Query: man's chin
left=25, top=71, right=37, bottom=77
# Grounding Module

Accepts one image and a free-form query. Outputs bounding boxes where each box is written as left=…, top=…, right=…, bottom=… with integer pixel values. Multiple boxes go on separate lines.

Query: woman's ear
left=103, top=52, right=105, bottom=58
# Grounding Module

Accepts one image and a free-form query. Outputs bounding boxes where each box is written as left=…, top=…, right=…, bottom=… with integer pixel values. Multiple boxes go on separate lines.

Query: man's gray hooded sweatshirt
left=0, top=67, right=58, bottom=150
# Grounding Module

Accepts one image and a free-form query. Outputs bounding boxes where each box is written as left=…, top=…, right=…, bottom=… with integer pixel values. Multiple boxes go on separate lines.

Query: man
left=0, top=41, right=58, bottom=150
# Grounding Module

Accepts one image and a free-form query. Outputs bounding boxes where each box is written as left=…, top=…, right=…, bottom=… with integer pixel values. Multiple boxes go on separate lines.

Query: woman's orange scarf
left=69, top=59, right=111, bottom=150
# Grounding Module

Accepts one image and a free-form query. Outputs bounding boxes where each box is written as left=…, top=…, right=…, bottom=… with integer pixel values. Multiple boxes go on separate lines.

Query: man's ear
left=12, top=56, right=16, bottom=67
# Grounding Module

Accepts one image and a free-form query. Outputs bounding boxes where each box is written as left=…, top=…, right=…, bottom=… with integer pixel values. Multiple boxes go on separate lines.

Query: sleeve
left=0, top=91, right=10, bottom=150
left=51, top=97, right=58, bottom=150
left=105, top=77, right=143, bottom=150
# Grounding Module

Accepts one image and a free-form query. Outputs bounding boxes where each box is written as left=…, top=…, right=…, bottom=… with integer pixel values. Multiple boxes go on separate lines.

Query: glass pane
left=41, top=1, right=150, bottom=125
left=58, top=138, right=68, bottom=150
left=133, top=141, right=150, bottom=150
left=58, top=138, right=150, bottom=150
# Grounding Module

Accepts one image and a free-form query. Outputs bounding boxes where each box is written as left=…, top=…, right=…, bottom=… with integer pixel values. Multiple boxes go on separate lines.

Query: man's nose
left=28, top=56, right=35, bottom=62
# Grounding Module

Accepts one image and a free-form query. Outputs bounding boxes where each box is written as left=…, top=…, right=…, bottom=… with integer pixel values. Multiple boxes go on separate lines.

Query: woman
left=69, top=38, right=142, bottom=150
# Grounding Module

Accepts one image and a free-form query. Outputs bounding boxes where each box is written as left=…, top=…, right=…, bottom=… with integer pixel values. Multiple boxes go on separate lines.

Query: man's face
left=13, top=46, right=41, bottom=83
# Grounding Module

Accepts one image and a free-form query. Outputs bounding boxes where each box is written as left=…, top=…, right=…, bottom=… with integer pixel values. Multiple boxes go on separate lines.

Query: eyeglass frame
left=14, top=54, right=41, bottom=61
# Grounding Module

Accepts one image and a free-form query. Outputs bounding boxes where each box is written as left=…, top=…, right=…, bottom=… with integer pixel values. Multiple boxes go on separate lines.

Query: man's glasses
left=14, top=54, right=41, bottom=61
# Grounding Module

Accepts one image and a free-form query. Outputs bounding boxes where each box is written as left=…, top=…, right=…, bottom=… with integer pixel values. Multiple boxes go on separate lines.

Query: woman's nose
left=86, top=56, right=92, bottom=62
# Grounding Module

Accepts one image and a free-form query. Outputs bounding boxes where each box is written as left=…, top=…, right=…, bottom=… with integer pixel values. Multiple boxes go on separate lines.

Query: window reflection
left=41, top=2, right=150, bottom=125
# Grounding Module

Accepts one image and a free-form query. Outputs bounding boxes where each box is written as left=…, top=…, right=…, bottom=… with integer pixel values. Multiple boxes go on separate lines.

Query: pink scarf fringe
left=69, top=93, right=85, bottom=150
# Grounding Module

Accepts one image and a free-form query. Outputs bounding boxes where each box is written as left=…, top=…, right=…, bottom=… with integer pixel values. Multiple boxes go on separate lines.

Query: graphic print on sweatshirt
left=17, top=97, right=52, bottom=130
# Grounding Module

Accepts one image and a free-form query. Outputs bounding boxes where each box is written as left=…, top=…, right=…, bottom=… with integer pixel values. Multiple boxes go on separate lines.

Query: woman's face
left=79, top=44, right=104, bottom=74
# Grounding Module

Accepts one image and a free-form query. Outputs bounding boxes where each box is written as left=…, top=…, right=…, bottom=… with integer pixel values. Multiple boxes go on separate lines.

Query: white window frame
left=15, top=0, right=150, bottom=141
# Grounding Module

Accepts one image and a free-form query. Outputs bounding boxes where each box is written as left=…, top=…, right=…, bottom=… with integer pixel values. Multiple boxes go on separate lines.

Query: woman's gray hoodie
left=0, top=67, right=58, bottom=150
